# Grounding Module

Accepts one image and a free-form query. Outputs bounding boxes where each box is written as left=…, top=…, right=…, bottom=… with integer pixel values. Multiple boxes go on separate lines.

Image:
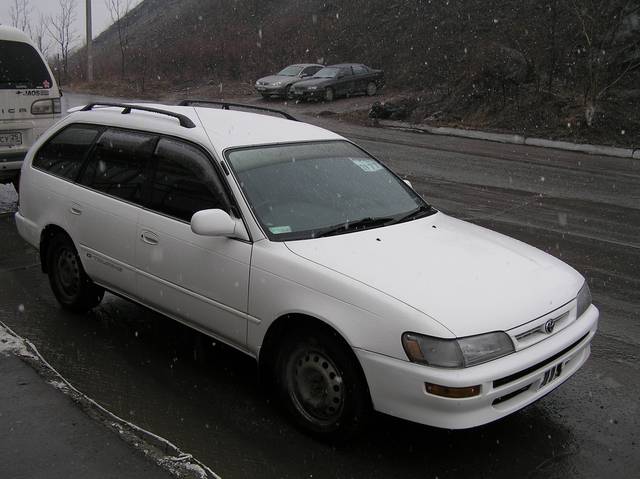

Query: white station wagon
left=15, top=101, right=598, bottom=439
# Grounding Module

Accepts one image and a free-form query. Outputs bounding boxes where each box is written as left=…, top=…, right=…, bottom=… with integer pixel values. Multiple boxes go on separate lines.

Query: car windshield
left=277, top=65, right=303, bottom=76
left=313, top=67, right=339, bottom=78
left=226, top=141, right=433, bottom=241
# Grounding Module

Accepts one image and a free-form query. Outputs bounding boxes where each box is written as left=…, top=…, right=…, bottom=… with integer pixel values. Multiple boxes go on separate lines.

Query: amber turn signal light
left=425, top=382, right=481, bottom=398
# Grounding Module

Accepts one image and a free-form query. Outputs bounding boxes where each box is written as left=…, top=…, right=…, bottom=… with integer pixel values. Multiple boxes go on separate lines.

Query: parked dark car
left=291, top=63, right=385, bottom=101
left=255, top=64, right=324, bottom=99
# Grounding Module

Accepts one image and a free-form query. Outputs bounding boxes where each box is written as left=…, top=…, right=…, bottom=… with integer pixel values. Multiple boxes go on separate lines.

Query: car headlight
left=273, top=81, right=282, bottom=86
left=402, top=331, right=515, bottom=368
left=308, top=86, right=318, bottom=90
left=576, top=281, right=592, bottom=318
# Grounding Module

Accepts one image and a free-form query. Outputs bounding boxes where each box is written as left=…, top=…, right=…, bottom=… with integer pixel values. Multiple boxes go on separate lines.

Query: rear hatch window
left=0, top=40, right=53, bottom=90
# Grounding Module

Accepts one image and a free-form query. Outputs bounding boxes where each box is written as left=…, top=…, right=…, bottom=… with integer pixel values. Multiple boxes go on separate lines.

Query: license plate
left=539, top=362, right=563, bottom=389
left=0, top=132, right=22, bottom=147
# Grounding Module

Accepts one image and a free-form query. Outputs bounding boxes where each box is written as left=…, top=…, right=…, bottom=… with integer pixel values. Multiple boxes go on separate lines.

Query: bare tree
left=47, top=0, right=77, bottom=84
left=105, top=0, right=132, bottom=80
left=32, top=13, right=51, bottom=58
left=569, top=0, right=640, bottom=126
left=10, top=0, right=32, bottom=33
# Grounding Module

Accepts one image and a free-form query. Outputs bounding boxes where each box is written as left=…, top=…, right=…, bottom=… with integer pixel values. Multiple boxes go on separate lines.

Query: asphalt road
left=0, top=93, right=638, bottom=478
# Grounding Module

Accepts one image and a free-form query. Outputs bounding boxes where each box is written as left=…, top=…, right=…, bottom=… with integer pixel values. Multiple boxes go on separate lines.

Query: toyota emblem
left=544, top=319, right=556, bottom=334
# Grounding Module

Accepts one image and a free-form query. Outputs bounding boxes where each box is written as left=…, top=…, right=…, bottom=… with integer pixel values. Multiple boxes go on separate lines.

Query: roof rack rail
left=80, top=102, right=196, bottom=128
left=178, top=100, right=297, bottom=121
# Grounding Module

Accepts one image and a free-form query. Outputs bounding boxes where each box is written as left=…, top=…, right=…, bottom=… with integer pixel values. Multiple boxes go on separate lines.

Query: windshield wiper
left=316, top=216, right=395, bottom=238
left=393, top=204, right=437, bottom=225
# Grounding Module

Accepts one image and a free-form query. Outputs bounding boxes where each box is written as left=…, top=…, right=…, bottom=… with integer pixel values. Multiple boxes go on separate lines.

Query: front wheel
left=275, top=328, right=370, bottom=440
left=366, top=82, right=377, bottom=96
left=47, top=234, right=104, bottom=312
left=324, top=87, right=335, bottom=102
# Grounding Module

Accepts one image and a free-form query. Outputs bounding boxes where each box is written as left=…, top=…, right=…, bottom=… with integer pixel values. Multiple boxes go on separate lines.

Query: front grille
left=493, top=333, right=588, bottom=388
left=492, top=385, right=531, bottom=405
left=514, top=311, right=571, bottom=347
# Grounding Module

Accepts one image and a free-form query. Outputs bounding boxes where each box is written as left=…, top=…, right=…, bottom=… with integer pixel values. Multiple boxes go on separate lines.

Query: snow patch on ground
left=0, top=324, right=38, bottom=359
left=47, top=379, right=70, bottom=391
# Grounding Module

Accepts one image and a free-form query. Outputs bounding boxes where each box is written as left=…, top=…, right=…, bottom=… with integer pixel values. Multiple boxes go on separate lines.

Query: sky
left=0, top=0, right=142, bottom=49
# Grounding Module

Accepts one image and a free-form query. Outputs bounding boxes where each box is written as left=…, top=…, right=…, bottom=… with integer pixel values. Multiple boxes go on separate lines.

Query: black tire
left=274, top=327, right=370, bottom=441
left=366, top=82, right=377, bottom=96
left=47, top=234, right=104, bottom=312
left=324, top=87, right=335, bottom=102
left=283, top=85, right=292, bottom=100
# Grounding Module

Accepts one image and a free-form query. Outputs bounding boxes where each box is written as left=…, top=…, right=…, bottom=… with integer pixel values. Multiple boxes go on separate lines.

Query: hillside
left=69, top=0, right=640, bottom=147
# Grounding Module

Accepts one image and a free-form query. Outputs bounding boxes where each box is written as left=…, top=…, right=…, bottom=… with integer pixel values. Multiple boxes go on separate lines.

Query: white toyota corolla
left=15, top=101, right=598, bottom=439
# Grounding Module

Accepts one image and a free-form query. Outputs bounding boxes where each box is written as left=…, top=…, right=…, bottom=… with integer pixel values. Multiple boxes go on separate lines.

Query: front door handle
left=140, top=230, right=159, bottom=246
left=69, top=203, right=82, bottom=215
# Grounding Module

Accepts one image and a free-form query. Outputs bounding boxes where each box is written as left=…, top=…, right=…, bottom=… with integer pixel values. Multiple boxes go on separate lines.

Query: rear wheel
left=324, top=87, right=335, bottom=102
left=47, top=234, right=104, bottom=312
left=275, top=327, right=370, bottom=441
left=366, top=82, right=377, bottom=96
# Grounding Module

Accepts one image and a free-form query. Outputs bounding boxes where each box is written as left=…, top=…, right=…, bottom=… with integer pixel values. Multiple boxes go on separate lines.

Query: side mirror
left=403, top=179, right=413, bottom=189
left=191, top=209, right=239, bottom=237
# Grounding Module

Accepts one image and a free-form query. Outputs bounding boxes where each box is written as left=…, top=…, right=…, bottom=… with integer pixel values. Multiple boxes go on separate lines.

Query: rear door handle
left=140, top=230, right=159, bottom=246
left=70, top=203, right=82, bottom=215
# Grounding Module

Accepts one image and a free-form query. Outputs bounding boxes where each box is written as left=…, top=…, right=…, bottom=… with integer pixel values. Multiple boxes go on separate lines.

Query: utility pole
left=86, top=0, right=93, bottom=82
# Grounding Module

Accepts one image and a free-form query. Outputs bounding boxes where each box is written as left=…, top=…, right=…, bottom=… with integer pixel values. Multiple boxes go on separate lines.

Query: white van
left=0, top=25, right=61, bottom=191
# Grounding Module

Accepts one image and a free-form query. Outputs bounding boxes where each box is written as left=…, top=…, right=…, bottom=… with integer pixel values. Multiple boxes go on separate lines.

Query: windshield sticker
left=351, top=158, right=382, bottom=172
left=269, top=226, right=292, bottom=234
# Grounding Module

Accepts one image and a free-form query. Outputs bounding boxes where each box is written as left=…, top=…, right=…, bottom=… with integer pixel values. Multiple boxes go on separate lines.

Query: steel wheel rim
left=286, top=346, right=345, bottom=426
left=55, top=247, right=80, bottom=299
left=367, top=82, right=376, bottom=95
left=325, top=88, right=334, bottom=101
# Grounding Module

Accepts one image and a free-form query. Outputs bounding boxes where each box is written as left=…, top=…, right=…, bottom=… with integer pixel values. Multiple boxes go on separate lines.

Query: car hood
left=257, top=75, right=296, bottom=85
left=284, top=213, right=582, bottom=337
left=294, top=78, right=333, bottom=89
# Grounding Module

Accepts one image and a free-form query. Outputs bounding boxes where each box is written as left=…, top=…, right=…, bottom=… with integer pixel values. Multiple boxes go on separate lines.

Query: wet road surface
left=0, top=94, right=638, bottom=478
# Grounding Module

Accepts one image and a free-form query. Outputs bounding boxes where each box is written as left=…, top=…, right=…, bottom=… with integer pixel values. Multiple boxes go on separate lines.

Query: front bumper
left=291, top=89, right=323, bottom=100
left=255, top=85, right=289, bottom=96
left=355, top=304, right=599, bottom=429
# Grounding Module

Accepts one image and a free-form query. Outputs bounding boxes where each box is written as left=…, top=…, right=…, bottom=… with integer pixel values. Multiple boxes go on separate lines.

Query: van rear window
left=0, top=40, right=53, bottom=90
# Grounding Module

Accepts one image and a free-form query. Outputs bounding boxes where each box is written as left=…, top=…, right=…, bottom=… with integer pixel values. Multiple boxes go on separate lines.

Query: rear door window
left=0, top=40, right=52, bottom=90
left=33, top=124, right=102, bottom=180
left=352, top=65, right=368, bottom=75
left=148, top=138, right=229, bottom=222
left=78, top=128, right=156, bottom=204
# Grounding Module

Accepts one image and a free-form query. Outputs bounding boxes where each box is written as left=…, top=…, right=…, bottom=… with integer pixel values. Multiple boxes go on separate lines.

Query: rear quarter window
left=33, top=124, right=102, bottom=180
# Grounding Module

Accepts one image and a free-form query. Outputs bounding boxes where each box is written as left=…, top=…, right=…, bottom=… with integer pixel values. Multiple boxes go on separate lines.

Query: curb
left=377, top=120, right=636, bottom=159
